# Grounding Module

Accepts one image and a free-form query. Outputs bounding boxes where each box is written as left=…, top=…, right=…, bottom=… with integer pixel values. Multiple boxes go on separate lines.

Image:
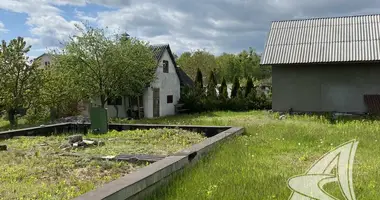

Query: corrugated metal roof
left=260, top=14, right=380, bottom=65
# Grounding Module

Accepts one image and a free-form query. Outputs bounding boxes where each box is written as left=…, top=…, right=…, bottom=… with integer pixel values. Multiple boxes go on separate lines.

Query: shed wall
left=272, top=63, right=380, bottom=113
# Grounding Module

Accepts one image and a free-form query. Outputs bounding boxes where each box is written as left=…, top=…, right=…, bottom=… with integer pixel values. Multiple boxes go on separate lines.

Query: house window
left=44, top=61, right=50, bottom=66
left=107, top=96, right=122, bottom=105
left=167, top=95, right=173, bottom=104
left=163, top=60, right=169, bottom=73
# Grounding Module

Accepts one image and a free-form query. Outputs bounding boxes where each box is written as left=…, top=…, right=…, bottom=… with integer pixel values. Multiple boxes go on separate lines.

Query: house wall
left=144, top=49, right=181, bottom=118
left=143, top=88, right=153, bottom=118
left=87, top=97, right=129, bottom=118
left=272, top=63, right=380, bottom=113
left=38, top=54, right=52, bottom=69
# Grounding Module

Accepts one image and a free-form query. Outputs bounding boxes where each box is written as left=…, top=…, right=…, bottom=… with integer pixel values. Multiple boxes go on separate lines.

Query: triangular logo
left=288, top=140, right=359, bottom=200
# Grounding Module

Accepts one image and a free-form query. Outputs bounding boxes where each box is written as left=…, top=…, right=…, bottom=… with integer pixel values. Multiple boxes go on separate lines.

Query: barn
left=261, top=14, right=380, bottom=114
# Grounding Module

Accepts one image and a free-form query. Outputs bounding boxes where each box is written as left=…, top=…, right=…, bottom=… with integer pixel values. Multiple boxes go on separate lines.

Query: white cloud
left=93, top=0, right=380, bottom=55
left=0, top=21, right=8, bottom=33
left=50, top=0, right=86, bottom=6
left=87, top=0, right=131, bottom=7
left=0, top=0, right=59, bottom=15
left=75, top=9, right=97, bottom=23
left=26, top=14, right=83, bottom=47
left=0, top=0, right=83, bottom=48
left=50, top=0, right=131, bottom=7
left=3, top=0, right=380, bottom=55
left=24, top=37, right=40, bottom=46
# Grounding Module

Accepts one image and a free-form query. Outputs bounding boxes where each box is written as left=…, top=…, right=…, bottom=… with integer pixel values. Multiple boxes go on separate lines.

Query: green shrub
left=179, top=77, right=272, bottom=113
left=179, top=86, right=204, bottom=113
left=24, top=106, right=50, bottom=125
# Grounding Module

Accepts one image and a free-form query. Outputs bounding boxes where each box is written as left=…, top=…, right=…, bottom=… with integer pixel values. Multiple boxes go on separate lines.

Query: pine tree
left=245, top=77, right=254, bottom=97
left=207, top=70, right=217, bottom=97
left=195, top=68, right=203, bottom=89
left=219, top=78, right=228, bottom=98
left=231, top=76, right=240, bottom=98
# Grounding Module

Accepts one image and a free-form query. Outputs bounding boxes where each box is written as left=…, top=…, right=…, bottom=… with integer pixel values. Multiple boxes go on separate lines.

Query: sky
left=1, top=0, right=380, bottom=59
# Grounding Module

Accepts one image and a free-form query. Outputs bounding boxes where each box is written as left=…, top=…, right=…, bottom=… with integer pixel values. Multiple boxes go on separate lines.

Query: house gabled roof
left=150, top=44, right=194, bottom=87
left=34, top=53, right=51, bottom=61
left=176, top=67, right=194, bottom=87
left=261, top=14, right=380, bottom=65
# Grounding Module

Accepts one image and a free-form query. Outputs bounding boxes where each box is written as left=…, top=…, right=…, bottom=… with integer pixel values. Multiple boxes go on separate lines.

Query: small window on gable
left=163, top=60, right=169, bottom=73
left=167, top=95, right=173, bottom=104
left=44, top=61, right=50, bottom=66
left=107, top=96, right=123, bottom=105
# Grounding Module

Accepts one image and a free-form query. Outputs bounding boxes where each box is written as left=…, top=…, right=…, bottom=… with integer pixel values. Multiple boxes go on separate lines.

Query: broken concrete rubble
left=61, top=135, right=105, bottom=150
left=68, top=134, right=83, bottom=144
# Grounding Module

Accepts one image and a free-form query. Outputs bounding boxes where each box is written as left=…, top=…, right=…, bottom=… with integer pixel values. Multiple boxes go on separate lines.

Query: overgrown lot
left=115, top=111, right=380, bottom=200
left=0, top=129, right=204, bottom=200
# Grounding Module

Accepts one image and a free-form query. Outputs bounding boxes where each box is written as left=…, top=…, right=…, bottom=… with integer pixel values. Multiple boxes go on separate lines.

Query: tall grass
left=119, top=111, right=380, bottom=200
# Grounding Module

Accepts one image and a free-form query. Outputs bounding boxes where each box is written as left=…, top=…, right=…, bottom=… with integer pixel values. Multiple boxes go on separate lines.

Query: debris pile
left=60, top=134, right=104, bottom=150
left=51, top=116, right=91, bottom=124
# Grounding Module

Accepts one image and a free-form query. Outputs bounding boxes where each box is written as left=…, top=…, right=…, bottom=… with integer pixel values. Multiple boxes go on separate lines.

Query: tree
left=216, top=53, right=238, bottom=82
left=231, top=76, right=240, bottom=98
left=207, top=70, right=217, bottom=97
left=245, top=77, right=254, bottom=97
left=216, top=48, right=272, bottom=83
left=0, top=37, right=42, bottom=127
left=57, top=25, right=157, bottom=108
left=177, top=49, right=219, bottom=82
left=219, top=77, right=228, bottom=99
left=37, top=58, right=84, bottom=120
left=195, top=68, right=203, bottom=90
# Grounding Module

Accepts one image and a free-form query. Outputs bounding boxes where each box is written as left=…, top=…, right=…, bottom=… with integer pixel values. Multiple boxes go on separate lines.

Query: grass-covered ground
left=113, top=111, right=380, bottom=200
left=0, top=129, right=204, bottom=200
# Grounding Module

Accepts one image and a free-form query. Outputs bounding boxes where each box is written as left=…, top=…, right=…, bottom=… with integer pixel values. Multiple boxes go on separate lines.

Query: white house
left=36, top=44, right=193, bottom=119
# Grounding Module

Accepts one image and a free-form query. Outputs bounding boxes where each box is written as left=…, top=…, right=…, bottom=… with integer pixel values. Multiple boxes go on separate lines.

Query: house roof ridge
left=271, top=13, right=380, bottom=23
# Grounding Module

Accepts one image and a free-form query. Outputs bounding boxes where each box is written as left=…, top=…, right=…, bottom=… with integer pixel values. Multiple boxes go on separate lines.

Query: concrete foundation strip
left=73, top=127, right=244, bottom=200
left=0, top=123, right=243, bottom=200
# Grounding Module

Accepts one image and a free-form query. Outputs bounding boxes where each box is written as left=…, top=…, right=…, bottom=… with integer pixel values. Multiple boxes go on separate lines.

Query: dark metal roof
left=150, top=44, right=169, bottom=61
left=176, top=67, right=194, bottom=87
left=261, top=14, right=380, bottom=65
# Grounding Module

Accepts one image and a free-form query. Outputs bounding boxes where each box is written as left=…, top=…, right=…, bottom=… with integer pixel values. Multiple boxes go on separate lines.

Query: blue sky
left=1, top=0, right=380, bottom=58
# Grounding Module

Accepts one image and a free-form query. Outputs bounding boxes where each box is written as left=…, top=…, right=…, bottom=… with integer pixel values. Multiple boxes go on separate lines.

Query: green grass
left=73, top=129, right=205, bottom=156
left=113, top=111, right=380, bottom=200
left=0, top=117, right=29, bottom=131
left=0, top=129, right=204, bottom=200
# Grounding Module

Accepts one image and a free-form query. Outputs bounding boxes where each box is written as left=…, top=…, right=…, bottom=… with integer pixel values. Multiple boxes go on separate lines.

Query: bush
left=24, top=106, right=50, bottom=125
left=179, top=71, right=272, bottom=113
left=179, top=85, right=272, bottom=113
left=179, top=86, right=204, bottom=113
